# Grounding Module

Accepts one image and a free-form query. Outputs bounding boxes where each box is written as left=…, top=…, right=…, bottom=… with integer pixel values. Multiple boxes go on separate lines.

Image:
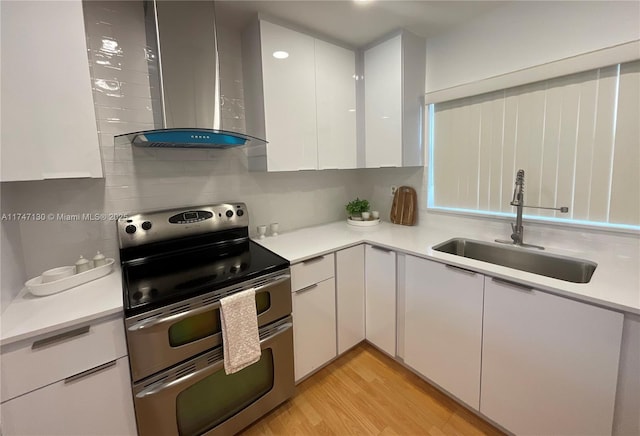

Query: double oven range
left=117, top=203, right=294, bottom=436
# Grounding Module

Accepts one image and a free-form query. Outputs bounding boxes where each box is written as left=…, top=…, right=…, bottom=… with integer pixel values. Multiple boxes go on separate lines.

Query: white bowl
left=41, top=266, right=76, bottom=283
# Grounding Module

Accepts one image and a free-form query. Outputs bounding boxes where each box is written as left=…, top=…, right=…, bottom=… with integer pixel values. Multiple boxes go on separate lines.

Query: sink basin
left=432, top=238, right=597, bottom=283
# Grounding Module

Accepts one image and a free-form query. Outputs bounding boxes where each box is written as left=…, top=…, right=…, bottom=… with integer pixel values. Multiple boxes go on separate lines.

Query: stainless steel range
left=117, top=203, right=294, bottom=436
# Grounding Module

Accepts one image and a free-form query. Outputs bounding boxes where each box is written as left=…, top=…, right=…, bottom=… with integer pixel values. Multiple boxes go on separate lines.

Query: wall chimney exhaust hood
left=115, top=1, right=267, bottom=149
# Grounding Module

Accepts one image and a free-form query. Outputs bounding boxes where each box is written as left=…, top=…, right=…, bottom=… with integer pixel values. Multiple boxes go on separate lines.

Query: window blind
left=430, top=60, right=640, bottom=228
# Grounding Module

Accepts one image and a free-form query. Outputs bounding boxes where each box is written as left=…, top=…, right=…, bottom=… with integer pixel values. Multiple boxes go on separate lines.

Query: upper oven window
left=168, top=292, right=272, bottom=347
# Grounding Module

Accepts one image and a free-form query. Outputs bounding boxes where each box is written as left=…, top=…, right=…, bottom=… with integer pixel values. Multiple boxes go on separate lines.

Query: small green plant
left=345, top=198, right=370, bottom=217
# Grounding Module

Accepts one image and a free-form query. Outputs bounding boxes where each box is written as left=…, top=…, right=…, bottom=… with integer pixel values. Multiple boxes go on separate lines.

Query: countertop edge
left=0, top=307, right=123, bottom=348
left=255, top=223, right=640, bottom=316
left=1, top=269, right=125, bottom=347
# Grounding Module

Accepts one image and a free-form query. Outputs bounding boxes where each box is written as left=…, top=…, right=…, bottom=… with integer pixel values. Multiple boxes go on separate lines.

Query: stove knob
left=125, top=225, right=137, bottom=234
left=141, top=221, right=152, bottom=231
left=225, top=210, right=234, bottom=218
left=236, top=209, right=244, bottom=217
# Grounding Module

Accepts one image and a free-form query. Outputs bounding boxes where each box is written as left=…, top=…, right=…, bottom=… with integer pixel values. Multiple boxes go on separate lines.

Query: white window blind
left=429, top=60, right=640, bottom=228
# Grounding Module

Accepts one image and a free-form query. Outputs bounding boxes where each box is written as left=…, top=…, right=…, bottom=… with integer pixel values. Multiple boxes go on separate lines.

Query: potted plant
left=345, top=198, right=370, bottom=220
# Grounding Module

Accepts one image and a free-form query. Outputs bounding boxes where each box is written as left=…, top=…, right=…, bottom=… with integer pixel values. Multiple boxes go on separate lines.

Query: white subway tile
left=119, top=82, right=154, bottom=100
left=96, top=106, right=154, bottom=125
left=99, top=121, right=155, bottom=135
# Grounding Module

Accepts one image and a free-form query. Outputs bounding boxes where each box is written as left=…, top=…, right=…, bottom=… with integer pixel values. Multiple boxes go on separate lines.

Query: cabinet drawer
left=1, top=357, right=137, bottom=436
left=1, top=315, right=127, bottom=402
left=291, top=253, right=335, bottom=291
left=293, top=277, right=337, bottom=381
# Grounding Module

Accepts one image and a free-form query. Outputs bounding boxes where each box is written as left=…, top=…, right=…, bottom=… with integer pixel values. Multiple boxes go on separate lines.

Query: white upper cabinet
left=0, top=0, right=103, bottom=182
left=365, top=35, right=402, bottom=167
left=243, top=19, right=357, bottom=172
left=257, top=20, right=318, bottom=172
left=315, top=39, right=357, bottom=169
left=364, top=31, right=425, bottom=168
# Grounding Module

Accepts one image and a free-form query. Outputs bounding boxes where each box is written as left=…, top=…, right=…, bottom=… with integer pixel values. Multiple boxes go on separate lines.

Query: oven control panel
left=117, top=203, right=249, bottom=248
left=168, top=210, right=214, bottom=224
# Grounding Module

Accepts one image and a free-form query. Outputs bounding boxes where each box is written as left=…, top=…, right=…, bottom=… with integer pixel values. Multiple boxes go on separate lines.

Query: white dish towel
left=219, top=289, right=261, bottom=374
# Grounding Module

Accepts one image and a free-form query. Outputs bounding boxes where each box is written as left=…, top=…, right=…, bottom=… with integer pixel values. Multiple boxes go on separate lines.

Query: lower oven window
left=169, top=292, right=272, bottom=347
left=176, top=348, right=274, bottom=436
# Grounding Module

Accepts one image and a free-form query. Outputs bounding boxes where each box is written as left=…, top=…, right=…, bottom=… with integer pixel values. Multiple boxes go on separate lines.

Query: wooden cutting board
left=390, top=186, right=417, bottom=226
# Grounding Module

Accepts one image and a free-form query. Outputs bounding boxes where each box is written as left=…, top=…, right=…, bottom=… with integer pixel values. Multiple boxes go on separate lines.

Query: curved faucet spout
left=496, top=169, right=568, bottom=250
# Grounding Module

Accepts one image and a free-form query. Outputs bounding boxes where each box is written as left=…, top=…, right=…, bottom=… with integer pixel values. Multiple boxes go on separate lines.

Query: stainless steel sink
left=432, top=238, right=597, bottom=283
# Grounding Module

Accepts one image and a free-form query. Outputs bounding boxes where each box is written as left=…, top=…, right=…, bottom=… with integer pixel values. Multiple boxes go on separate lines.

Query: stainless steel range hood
left=115, top=1, right=266, bottom=149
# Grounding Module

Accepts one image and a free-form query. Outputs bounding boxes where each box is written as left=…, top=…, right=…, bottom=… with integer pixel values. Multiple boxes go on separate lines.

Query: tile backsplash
left=0, top=1, right=370, bottom=289
left=1, top=188, right=27, bottom=310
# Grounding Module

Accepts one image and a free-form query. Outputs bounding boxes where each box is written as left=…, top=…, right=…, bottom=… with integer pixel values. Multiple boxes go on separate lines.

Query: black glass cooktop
left=122, top=239, right=289, bottom=315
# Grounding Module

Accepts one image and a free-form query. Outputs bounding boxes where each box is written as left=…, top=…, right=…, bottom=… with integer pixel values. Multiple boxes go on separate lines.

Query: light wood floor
left=240, top=343, right=505, bottom=435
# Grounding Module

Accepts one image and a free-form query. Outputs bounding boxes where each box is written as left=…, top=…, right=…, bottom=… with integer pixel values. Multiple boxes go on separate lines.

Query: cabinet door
left=365, top=245, right=396, bottom=356
left=0, top=0, right=102, bottom=181
left=260, top=20, right=317, bottom=172
left=404, top=258, right=483, bottom=410
left=364, top=34, right=402, bottom=168
left=315, top=39, right=357, bottom=169
left=1, top=357, right=136, bottom=436
left=481, top=277, right=624, bottom=435
left=336, top=245, right=365, bottom=354
left=292, top=277, right=337, bottom=382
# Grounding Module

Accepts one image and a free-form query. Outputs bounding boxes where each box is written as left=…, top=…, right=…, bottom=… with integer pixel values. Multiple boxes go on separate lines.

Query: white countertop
left=1, top=268, right=124, bottom=347
left=2, top=217, right=638, bottom=347
left=255, top=220, right=640, bottom=315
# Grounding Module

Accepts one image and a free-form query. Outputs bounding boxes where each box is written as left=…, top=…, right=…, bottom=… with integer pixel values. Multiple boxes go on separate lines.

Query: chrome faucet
left=496, top=169, right=569, bottom=250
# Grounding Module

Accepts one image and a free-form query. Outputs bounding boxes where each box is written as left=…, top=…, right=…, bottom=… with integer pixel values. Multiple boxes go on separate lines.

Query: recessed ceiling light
left=273, top=51, right=289, bottom=59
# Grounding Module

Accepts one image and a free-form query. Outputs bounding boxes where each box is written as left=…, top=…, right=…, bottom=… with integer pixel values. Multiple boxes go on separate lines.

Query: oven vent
left=136, top=314, right=157, bottom=325
left=175, top=363, right=197, bottom=379
left=222, top=286, right=244, bottom=298
left=142, top=375, right=168, bottom=390
left=140, top=272, right=289, bottom=323
left=169, top=303, right=190, bottom=315
left=207, top=284, right=250, bottom=304
left=206, top=348, right=224, bottom=366
left=252, top=277, right=274, bottom=289
left=201, top=295, right=217, bottom=306
left=259, top=317, right=290, bottom=341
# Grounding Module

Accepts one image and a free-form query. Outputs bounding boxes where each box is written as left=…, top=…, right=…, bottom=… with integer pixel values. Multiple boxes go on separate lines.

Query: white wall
left=426, top=1, right=640, bottom=92
left=358, top=167, right=425, bottom=222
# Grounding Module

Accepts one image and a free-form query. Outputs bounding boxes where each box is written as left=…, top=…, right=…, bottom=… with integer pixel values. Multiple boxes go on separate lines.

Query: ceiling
left=215, top=0, right=506, bottom=48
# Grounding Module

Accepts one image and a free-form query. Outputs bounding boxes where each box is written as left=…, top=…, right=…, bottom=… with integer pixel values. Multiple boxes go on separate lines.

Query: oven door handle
left=127, top=273, right=291, bottom=332
left=135, top=321, right=293, bottom=398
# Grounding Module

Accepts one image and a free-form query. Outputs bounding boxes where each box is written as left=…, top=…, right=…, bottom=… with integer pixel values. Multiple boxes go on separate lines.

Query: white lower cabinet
left=1, top=357, right=136, bottom=436
left=288, top=243, right=626, bottom=436
left=481, top=277, right=624, bottom=435
left=365, top=245, right=396, bottom=356
left=0, top=316, right=136, bottom=435
left=336, top=245, right=365, bottom=354
left=292, top=277, right=337, bottom=382
left=404, top=257, right=484, bottom=410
